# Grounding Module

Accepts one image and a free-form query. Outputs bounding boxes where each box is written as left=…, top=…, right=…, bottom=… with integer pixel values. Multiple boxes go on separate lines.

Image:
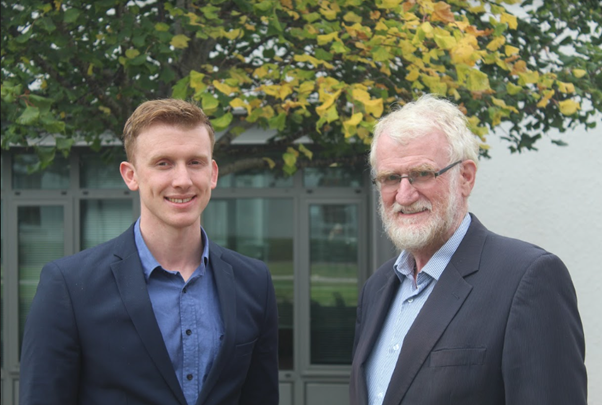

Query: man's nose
left=172, top=164, right=193, bottom=187
left=394, top=177, right=419, bottom=206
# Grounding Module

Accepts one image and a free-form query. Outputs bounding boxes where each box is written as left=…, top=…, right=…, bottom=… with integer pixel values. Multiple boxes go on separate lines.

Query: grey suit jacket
left=350, top=214, right=586, bottom=405
left=20, top=224, right=279, bottom=405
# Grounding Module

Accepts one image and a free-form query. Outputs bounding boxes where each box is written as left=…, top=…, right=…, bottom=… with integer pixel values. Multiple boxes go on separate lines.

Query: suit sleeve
left=502, top=253, right=587, bottom=405
left=20, top=262, right=81, bottom=405
left=239, top=263, right=279, bottom=405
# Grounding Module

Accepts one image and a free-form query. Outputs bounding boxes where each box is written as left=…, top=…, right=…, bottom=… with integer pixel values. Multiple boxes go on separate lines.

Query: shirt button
left=182, top=287, right=187, bottom=293
left=187, top=374, right=193, bottom=381
left=407, top=298, right=414, bottom=303
left=219, top=334, right=224, bottom=341
left=186, top=329, right=192, bottom=336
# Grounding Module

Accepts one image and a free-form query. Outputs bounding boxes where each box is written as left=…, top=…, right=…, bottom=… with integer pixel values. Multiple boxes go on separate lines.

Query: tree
left=2, top=0, right=600, bottom=175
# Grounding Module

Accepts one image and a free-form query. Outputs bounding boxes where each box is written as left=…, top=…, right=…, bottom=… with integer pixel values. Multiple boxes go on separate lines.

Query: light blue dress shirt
left=134, top=219, right=224, bottom=405
left=366, top=214, right=471, bottom=405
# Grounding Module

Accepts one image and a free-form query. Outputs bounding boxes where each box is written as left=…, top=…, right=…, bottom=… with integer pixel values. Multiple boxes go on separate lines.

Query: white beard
left=379, top=177, right=461, bottom=252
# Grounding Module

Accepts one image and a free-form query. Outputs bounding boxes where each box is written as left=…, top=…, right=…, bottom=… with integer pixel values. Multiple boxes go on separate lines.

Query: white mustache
left=390, top=201, right=432, bottom=215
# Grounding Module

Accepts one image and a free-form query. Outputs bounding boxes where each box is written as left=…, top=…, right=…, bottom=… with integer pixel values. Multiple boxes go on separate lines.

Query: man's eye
left=383, top=174, right=400, bottom=184
left=410, top=170, right=434, bottom=182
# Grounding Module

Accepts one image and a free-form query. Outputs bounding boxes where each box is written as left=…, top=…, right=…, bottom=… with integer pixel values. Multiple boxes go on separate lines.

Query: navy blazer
left=350, top=214, right=587, bottom=405
left=20, top=224, right=279, bottom=405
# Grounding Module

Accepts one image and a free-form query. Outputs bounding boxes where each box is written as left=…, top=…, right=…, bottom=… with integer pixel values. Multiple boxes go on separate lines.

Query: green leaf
left=211, top=113, right=233, bottom=131
left=17, top=106, right=40, bottom=125
left=63, top=8, right=81, bottom=24
left=268, top=113, right=286, bottom=131
left=172, top=77, right=190, bottom=99
left=38, top=17, right=57, bottom=33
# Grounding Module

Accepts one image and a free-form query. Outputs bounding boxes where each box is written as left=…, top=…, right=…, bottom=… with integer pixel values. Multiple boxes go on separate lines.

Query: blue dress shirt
left=134, top=219, right=224, bottom=405
left=366, top=214, right=471, bottom=405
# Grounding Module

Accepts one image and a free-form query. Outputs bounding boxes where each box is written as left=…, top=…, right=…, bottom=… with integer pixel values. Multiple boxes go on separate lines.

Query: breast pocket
left=234, top=338, right=257, bottom=358
left=429, top=347, right=486, bottom=367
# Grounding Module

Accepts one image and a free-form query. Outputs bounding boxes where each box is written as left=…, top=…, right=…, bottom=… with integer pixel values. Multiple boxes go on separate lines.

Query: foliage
left=2, top=0, right=600, bottom=174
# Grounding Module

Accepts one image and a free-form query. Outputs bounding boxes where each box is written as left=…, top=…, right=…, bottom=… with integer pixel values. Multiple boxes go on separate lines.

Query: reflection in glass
left=80, top=200, right=133, bottom=250
left=203, top=198, right=294, bottom=369
left=80, top=151, right=127, bottom=189
left=12, top=154, right=70, bottom=190
left=304, top=167, right=364, bottom=188
left=214, top=157, right=293, bottom=188
left=18, top=206, right=64, bottom=351
left=309, top=204, right=358, bottom=365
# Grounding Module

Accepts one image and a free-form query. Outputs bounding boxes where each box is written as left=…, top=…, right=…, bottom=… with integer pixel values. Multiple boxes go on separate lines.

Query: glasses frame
left=372, top=160, right=463, bottom=188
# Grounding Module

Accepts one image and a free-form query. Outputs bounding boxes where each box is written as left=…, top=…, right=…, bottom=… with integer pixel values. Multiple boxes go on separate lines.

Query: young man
left=20, top=99, right=279, bottom=405
left=350, top=95, right=587, bottom=404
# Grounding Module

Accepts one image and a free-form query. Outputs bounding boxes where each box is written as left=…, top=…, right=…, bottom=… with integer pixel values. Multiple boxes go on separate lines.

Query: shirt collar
left=394, top=213, right=472, bottom=283
left=134, top=218, right=210, bottom=281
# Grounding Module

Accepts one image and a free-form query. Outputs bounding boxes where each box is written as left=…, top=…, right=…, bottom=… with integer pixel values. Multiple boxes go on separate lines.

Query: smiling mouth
left=400, top=207, right=429, bottom=215
left=166, top=197, right=194, bottom=203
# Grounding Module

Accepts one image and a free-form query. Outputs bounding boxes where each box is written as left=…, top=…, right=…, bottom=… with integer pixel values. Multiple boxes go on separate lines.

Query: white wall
left=469, top=122, right=602, bottom=403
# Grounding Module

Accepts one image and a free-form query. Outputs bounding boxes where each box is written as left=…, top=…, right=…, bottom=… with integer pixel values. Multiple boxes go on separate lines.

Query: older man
left=350, top=95, right=587, bottom=405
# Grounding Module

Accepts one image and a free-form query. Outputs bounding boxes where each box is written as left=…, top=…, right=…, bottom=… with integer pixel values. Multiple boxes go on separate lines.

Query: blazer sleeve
left=238, top=262, right=279, bottom=405
left=502, top=252, right=587, bottom=404
left=20, top=262, right=81, bottom=405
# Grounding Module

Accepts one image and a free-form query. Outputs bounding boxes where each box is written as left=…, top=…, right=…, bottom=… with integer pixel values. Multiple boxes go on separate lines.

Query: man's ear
left=460, top=160, right=477, bottom=198
left=119, top=161, right=139, bottom=191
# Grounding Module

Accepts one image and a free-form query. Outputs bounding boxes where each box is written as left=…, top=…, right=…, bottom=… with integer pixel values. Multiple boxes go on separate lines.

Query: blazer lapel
left=196, top=242, right=237, bottom=405
left=110, top=228, right=187, bottom=405
left=383, top=214, right=487, bottom=405
left=353, top=268, right=400, bottom=402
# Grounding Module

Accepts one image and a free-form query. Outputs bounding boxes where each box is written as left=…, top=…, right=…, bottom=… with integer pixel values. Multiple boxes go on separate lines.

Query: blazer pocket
left=430, top=347, right=486, bottom=367
left=234, top=339, right=257, bottom=357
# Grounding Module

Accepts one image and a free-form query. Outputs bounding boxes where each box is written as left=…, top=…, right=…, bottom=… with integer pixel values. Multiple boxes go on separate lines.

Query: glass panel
left=80, top=200, right=133, bottom=250
left=214, top=157, right=293, bottom=188
left=80, top=151, right=127, bottom=189
left=203, top=198, right=294, bottom=369
left=12, top=154, right=70, bottom=190
left=18, top=206, right=64, bottom=351
left=1, top=200, right=3, bottom=367
left=304, top=167, right=364, bottom=188
left=309, top=204, right=358, bottom=365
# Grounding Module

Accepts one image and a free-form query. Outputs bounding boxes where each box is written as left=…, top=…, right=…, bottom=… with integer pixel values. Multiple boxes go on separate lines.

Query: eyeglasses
left=372, top=160, right=463, bottom=190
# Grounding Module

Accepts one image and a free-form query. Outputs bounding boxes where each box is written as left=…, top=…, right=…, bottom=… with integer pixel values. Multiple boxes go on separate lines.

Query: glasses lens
left=409, top=170, right=435, bottom=184
left=382, top=174, right=401, bottom=187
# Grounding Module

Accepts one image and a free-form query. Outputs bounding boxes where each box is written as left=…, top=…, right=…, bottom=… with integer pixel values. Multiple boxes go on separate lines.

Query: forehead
left=132, top=123, right=212, bottom=156
left=374, top=131, right=449, bottom=172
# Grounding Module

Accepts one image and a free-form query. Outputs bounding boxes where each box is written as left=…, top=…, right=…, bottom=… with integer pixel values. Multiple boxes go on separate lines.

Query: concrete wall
left=469, top=122, right=601, bottom=402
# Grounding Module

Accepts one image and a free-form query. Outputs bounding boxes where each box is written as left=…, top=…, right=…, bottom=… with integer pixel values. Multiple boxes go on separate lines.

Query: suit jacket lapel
left=353, top=267, right=400, bottom=402
left=383, top=214, right=488, bottom=405
left=110, top=227, right=187, bottom=405
left=196, top=242, right=237, bottom=405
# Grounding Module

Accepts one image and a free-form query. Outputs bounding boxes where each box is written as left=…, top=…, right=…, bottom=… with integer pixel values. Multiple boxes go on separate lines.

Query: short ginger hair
left=122, top=99, right=215, bottom=162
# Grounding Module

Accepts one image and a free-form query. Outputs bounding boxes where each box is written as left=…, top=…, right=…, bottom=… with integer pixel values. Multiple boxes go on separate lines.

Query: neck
left=139, top=220, right=203, bottom=281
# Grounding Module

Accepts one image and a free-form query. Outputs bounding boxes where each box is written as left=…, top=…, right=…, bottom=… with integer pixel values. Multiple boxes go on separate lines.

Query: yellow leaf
left=263, top=157, right=276, bottom=169
left=316, top=90, right=341, bottom=116
left=504, top=45, right=519, bottom=56
left=500, top=13, right=518, bottom=30
left=99, top=106, right=111, bottom=115
left=213, top=80, right=238, bottom=96
left=171, top=34, right=190, bottom=49
left=406, top=68, right=420, bottom=82
left=298, top=144, right=313, bottom=160
left=230, top=98, right=251, bottom=115
left=486, top=36, right=505, bottom=52
left=190, top=70, right=206, bottom=92
left=572, top=69, right=586, bottom=78
left=432, top=2, right=455, bottom=23
left=125, top=49, right=140, bottom=59
left=467, top=69, right=491, bottom=91
left=558, top=99, right=580, bottom=115
left=536, top=90, right=554, bottom=108
left=420, top=22, right=434, bottom=38
left=506, top=82, right=522, bottom=95
left=518, top=71, right=539, bottom=86
left=491, top=97, right=518, bottom=113
left=343, top=11, right=362, bottom=23
left=364, top=97, right=384, bottom=117
left=286, top=146, right=300, bottom=157
left=557, top=81, right=575, bottom=94
left=317, top=32, right=339, bottom=46
left=352, top=88, right=371, bottom=104
left=298, top=81, right=315, bottom=95
left=434, top=34, right=456, bottom=50
left=344, top=112, right=363, bottom=127
left=87, top=63, right=94, bottom=76
left=254, top=65, right=269, bottom=79
left=378, top=0, right=403, bottom=9
left=223, top=29, right=242, bottom=40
